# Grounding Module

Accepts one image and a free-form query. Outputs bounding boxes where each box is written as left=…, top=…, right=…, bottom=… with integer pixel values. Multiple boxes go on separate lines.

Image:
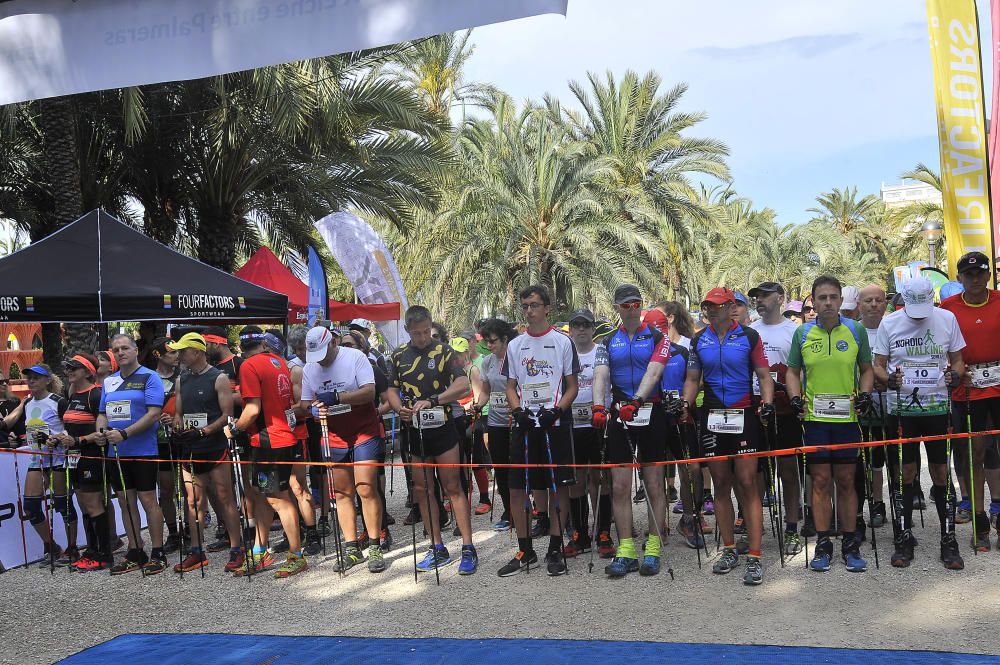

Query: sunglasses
left=617, top=302, right=642, bottom=310
left=703, top=301, right=732, bottom=310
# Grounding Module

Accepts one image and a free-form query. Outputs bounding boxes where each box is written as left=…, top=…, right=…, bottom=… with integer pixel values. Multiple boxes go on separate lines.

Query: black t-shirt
left=64, top=386, right=102, bottom=441
left=0, top=398, right=25, bottom=438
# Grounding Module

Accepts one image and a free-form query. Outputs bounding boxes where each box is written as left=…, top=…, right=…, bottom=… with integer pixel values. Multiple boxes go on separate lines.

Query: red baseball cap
left=642, top=308, right=669, bottom=333
left=701, top=287, right=736, bottom=306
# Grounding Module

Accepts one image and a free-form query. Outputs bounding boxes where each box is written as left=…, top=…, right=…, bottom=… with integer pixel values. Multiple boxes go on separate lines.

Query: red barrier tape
left=4, top=427, right=998, bottom=470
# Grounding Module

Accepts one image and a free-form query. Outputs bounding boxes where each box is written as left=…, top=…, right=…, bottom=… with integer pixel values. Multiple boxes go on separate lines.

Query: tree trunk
left=38, top=95, right=86, bottom=368
left=196, top=212, right=239, bottom=271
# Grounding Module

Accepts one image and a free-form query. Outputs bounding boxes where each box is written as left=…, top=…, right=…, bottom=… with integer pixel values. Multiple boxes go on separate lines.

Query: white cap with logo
left=901, top=276, right=935, bottom=319
left=841, top=285, right=860, bottom=311
left=305, top=326, right=335, bottom=363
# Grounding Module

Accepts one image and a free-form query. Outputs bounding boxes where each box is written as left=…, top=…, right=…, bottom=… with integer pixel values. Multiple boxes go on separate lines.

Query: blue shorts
left=803, top=421, right=860, bottom=465
left=329, top=437, right=385, bottom=464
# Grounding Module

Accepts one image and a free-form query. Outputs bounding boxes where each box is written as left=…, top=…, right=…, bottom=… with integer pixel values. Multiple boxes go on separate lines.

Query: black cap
left=613, top=284, right=642, bottom=305
left=747, top=282, right=784, bottom=298
left=568, top=308, right=596, bottom=324
left=957, top=251, right=991, bottom=274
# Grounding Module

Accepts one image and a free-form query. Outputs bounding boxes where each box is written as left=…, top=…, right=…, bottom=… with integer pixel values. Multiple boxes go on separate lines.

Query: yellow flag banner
left=926, top=0, right=996, bottom=277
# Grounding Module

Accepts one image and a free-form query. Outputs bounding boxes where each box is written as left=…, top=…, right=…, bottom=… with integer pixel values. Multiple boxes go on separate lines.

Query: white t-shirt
left=750, top=318, right=797, bottom=394
left=302, top=347, right=376, bottom=427
left=503, top=327, right=581, bottom=428
left=874, top=308, right=966, bottom=416
left=571, top=344, right=610, bottom=428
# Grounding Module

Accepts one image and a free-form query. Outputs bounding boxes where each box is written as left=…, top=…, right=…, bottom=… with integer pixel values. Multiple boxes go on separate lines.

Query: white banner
left=315, top=211, right=409, bottom=350
left=0, top=452, right=147, bottom=570
left=0, top=0, right=567, bottom=105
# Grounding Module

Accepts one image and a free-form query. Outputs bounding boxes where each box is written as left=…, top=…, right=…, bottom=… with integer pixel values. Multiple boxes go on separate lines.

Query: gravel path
left=1, top=463, right=998, bottom=665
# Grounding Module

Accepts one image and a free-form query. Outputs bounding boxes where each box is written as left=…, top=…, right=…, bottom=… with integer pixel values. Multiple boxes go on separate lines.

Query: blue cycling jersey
left=660, top=342, right=688, bottom=396
left=605, top=324, right=670, bottom=402
left=688, top=323, right=768, bottom=409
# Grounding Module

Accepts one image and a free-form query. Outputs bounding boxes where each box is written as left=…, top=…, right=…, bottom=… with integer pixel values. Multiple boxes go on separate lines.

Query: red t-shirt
left=940, top=290, right=1000, bottom=401
left=239, top=352, right=297, bottom=449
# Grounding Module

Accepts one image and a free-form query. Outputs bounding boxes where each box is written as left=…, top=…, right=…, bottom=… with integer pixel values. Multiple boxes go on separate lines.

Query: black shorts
left=250, top=443, right=300, bottom=493
left=74, top=444, right=108, bottom=492
left=107, top=456, right=158, bottom=492
left=607, top=406, right=667, bottom=465
left=952, top=397, right=1000, bottom=435
left=572, top=426, right=603, bottom=466
left=770, top=415, right=802, bottom=451
left=404, top=420, right=459, bottom=459
left=183, top=445, right=229, bottom=476
left=897, top=415, right=950, bottom=466
left=509, top=423, right=575, bottom=490
left=665, top=421, right=700, bottom=461
left=699, top=407, right=762, bottom=459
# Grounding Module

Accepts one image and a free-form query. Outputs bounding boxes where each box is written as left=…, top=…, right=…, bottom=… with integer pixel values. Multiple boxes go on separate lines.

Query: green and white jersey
left=873, top=308, right=965, bottom=417
left=787, top=318, right=871, bottom=423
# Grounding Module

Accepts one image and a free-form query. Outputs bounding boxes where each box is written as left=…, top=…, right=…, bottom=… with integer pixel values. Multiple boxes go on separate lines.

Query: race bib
left=571, top=402, right=592, bottom=426
left=707, top=409, right=744, bottom=434
left=284, top=408, right=296, bottom=430
left=106, top=400, right=132, bottom=422
left=970, top=361, right=1000, bottom=389
left=814, top=394, right=852, bottom=419
left=183, top=413, right=209, bottom=429
left=413, top=406, right=446, bottom=429
left=522, top=382, right=553, bottom=408
left=901, top=361, right=941, bottom=389
left=489, top=392, right=508, bottom=409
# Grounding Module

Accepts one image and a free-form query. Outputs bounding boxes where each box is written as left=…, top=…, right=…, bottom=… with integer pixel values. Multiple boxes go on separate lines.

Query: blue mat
left=59, top=634, right=999, bottom=664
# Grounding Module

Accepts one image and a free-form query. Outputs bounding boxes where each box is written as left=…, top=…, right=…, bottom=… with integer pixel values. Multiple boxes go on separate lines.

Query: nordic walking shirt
left=101, top=365, right=165, bottom=456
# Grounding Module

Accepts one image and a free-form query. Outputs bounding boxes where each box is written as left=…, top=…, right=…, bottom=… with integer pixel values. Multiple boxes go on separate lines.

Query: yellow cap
left=168, top=332, right=207, bottom=352
left=450, top=337, right=470, bottom=353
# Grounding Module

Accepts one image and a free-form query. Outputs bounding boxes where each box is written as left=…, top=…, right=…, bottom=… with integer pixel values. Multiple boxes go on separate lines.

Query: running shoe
left=379, top=529, right=393, bottom=553
left=891, top=530, right=916, bottom=568
left=673, top=500, right=684, bottom=515
left=871, top=501, right=887, bottom=528
left=273, top=553, right=308, bottom=578
left=677, top=515, right=705, bottom=549
left=492, top=518, right=511, bottom=532
left=810, top=546, right=832, bottom=572
left=303, top=530, right=322, bottom=557
left=458, top=545, right=478, bottom=575
left=639, top=554, right=661, bottom=576
left=56, top=546, right=81, bottom=567
left=109, top=558, right=143, bottom=576
left=633, top=486, right=646, bottom=504
left=971, top=532, right=991, bottom=553
left=733, top=517, right=747, bottom=535
left=604, top=556, right=638, bottom=577
left=743, top=557, right=763, bottom=586
left=38, top=543, right=63, bottom=568
left=475, top=501, right=492, bottom=516
left=784, top=532, right=803, bottom=556
left=415, top=545, right=452, bottom=572
left=497, top=550, right=537, bottom=577
left=712, top=548, right=739, bottom=574
left=562, top=531, right=592, bottom=558
left=940, top=533, right=964, bottom=570
left=174, top=550, right=208, bottom=573
left=702, top=497, right=715, bottom=515
left=142, top=555, right=167, bottom=575
left=332, top=544, right=365, bottom=573
left=71, top=554, right=109, bottom=572
left=841, top=546, right=867, bottom=573
left=224, top=549, right=245, bottom=573
left=233, top=550, right=275, bottom=577
left=597, top=531, right=616, bottom=558
left=368, top=545, right=387, bottom=573
left=668, top=485, right=679, bottom=502
left=955, top=499, right=972, bottom=524
left=546, top=551, right=567, bottom=576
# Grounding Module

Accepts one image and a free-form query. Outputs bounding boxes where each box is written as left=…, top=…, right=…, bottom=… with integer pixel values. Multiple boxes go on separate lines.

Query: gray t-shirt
left=481, top=353, right=510, bottom=428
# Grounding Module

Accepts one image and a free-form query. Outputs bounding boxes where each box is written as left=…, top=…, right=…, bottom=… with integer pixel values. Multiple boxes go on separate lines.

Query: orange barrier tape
left=3, top=427, right=999, bottom=471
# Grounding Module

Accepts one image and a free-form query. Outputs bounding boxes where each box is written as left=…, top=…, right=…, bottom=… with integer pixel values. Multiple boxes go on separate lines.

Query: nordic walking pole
left=45, top=436, right=56, bottom=575
left=388, top=412, right=396, bottom=497
left=11, top=439, right=29, bottom=568
left=588, top=418, right=609, bottom=573
left=801, top=448, right=810, bottom=568
left=414, top=408, right=440, bottom=586
left=318, top=406, right=346, bottom=576
left=878, top=391, right=899, bottom=537
left=965, top=383, right=978, bottom=554
left=168, top=426, right=187, bottom=577
left=542, top=428, right=569, bottom=573
left=670, top=392, right=706, bottom=568
left=225, top=418, right=254, bottom=583
left=103, top=429, right=145, bottom=578
left=621, top=419, right=673, bottom=579
left=523, top=428, right=532, bottom=573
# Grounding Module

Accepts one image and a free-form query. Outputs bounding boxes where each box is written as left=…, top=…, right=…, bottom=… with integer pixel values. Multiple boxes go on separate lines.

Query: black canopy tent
left=0, top=210, right=288, bottom=323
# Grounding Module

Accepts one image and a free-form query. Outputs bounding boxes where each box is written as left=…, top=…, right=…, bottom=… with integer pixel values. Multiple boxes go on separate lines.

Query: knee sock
left=902, top=481, right=915, bottom=530
left=931, top=484, right=955, bottom=536
left=83, top=514, right=96, bottom=551
left=598, top=494, right=612, bottom=534
left=569, top=497, right=583, bottom=533
left=579, top=495, right=590, bottom=536
left=93, top=512, right=111, bottom=560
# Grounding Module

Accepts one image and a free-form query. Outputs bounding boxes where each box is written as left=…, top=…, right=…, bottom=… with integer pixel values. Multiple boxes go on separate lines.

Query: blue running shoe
left=604, top=556, right=639, bottom=577
left=639, top=554, right=661, bottom=576
left=458, top=545, right=478, bottom=575
left=672, top=500, right=684, bottom=515
left=842, top=548, right=867, bottom=573
left=810, top=548, right=832, bottom=572
left=492, top=519, right=511, bottom=531
left=678, top=515, right=705, bottom=549
left=415, top=545, right=452, bottom=572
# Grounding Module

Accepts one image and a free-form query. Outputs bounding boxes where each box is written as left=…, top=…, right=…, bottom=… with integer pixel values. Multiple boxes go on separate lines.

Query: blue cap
left=939, top=281, right=965, bottom=300
left=24, top=365, right=49, bottom=377
left=734, top=291, right=749, bottom=305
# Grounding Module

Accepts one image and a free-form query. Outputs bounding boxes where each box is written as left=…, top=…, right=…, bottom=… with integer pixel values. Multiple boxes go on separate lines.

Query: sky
left=462, top=0, right=995, bottom=224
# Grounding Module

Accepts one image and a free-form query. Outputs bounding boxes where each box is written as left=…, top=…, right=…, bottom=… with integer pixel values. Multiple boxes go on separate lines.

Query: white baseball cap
left=349, top=318, right=371, bottom=331
left=901, top=276, right=935, bottom=319
left=841, top=285, right=860, bottom=311
left=305, top=326, right=335, bottom=363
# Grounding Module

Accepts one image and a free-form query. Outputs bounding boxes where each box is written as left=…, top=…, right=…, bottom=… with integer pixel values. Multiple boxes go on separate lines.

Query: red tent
left=235, top=247, right=400, bottom=325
